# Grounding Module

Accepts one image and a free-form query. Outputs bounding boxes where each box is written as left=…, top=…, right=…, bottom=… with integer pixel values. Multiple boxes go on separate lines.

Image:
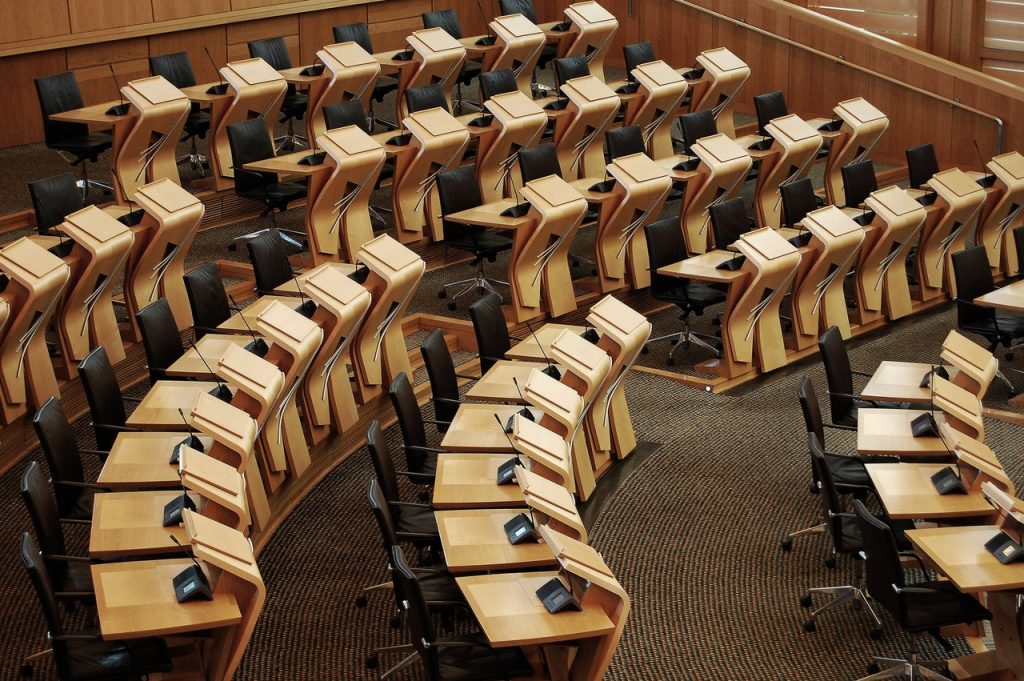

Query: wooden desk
left=456, top=571, right=615, bottom=647
left=857, top=408, right=952, bottom=458
left=436, top=509, right=556, bottom=574
left=441, top=404, right=525, bottom=452
left=89, top=491, right=190, bottom=558
left=860, top=361, right=936, bottom=405
left=97, top=431, right=211, bottom=489
left=506, top=325, right=586, bottom=361
left=216, top=295, right=297, bottom=333
left=433, top=453, right=527, bottom=509
left=92, top=558, right=242, bottom=638
left=165, top=336, right=255, bottom=378
left=975, top=278, right=1024, bottom=313
left=866, top=463, right=996, bottom=520
left=446, top=198, right=535, bottom=231
left=127, top=382, right=225, bottom=429
left=50, top=101, right=134, bottom=201
left=465, top=360, right=551, bottom=403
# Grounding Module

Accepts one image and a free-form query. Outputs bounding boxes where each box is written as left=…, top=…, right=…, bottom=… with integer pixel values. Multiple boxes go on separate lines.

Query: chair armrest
left=122, top=396, right=144, bottom=403
left=43, top=553, right=91, bottom=563
left=60, top=518, right=91, bottom=526
left=824, top=422, right=857, bottom=432
left=827, top=389, right=877, bottom=406
left=406, top=445, right=447, bottom=454
left=51, top=634, right=102, bottom=642
left=397, top=469, right=435, bottom=485
left=851, top=370, right=874, bottom=378
left=893, top=584, right=941, bottom=595
left=55, top=590, right=95, bottom=599
left=54, top=480, right=105, bottom=491
left=422, top=418, right=452, bottom=427
left=899, top=550, right=931, bottom=577
left=95, top=423, right=141, bottom=433
left=389, top=500, right=433, bottom=510
left=433, top=396, right=462, bottom=405
left=455, top=373, right=479, bottom=381
left=80, top=448, right=109, bottom=457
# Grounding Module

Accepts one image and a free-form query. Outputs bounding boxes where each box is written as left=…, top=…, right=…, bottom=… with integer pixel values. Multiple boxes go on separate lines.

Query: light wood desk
left=127, top=382, right=227, bottom=429
left=754, top=114, right=822, bottom=229
left=307, top=41, right=380, bottom=145
left=688, top=47, right=749, bottom=137
left=552, top=75, right=619, bottom=179
left=440, top=404, right=524, bottom=452
left=396, top=28, right=467, bottom=121
left=857, top=408, right=952, bottom=458
left=49, top=101, right=135, bottom=201
left=165, top=336, right=255, bottom=378
left=866, top=463, right=996, bottom=520
left=486, top=14, right=547, bottom=97
left=680, top=134, right=752, bottom=254
left=216, top=295, right=298, bottom=333
left=506, top=324, right=587, bottom=361
left=433, top=453, right=527, bottom=509
left=117, top=76, right=190, bottom=200
left=917, top=168, right=987, bottom=301
left=465, top=360, right=551, bottom=403
left=823, top=97, right=888, bottom=207
left=975, top=278, right=1024, bottom=313
left=436, top=509, right=556, bottom=574
left=89, top=491, right=190, bottom=558
left=976, top=151, right=1024, bottom=277
left=476, top=90, right=548, bottom=204
left=97, top=431, right=212, bottom=489
left=560, top=1, right=618, bottom=82
left=860, top=362, right=935, bottom=404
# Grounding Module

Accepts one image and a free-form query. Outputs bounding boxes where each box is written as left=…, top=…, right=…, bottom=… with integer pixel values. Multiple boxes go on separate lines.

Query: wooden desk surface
left=441, top=404, right=524, bottom=452
left=165, top=335, right=255, bottom=379
left=90, top=491, right=190, bottom=558
left=860, top=361, right=936, bottom=405
left=437, top=509, right=556, bottom=574
left=506, top=325, right=586, bottom=361
left=446, top=199, right=535, bottom=231
left=50, top=101, right=131, bottom=125
left=465, top=360, right=551, bottom=403
left=217, top=295, right=296, bottom=333
left=457, top=571, right=615, bottom=647
left=278, top=66, right=326, bottom=85
left=97, top=432, right=212, bottom=489
left=92, top=558, right=242, bottom=639
left=127, top=382, right=224, bottom=430
left=243, top=150, right=330, bottom=176
left=865, top=463, right=995, bottom=520
left=433, top=453, right=527, bottom=509
left=857, top=408, right=952, bottom=458
left=658, top=250, right=746, bottom=284
left=179, top=82, right=231, bottom=103
left=975, top=279, right=1024, bottom=313
left=907, top=525, right=1024, bottom=592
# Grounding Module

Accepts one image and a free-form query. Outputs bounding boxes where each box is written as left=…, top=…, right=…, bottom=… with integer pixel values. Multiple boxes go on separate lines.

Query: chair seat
left=66, top=634, right=171, bottom=681
left=658, top=281, right=727, bottom=311
left=64, top=489, right=95, bottom=522
left=449, top=231, right=514, bottom=260
left=374, top=76, right=399, bottom=102
left=396, top=506, right=440, bottom=538
left=420, top=570, right=463, bottom=604
left=901, top=580, right=992, bottom=632
left=59, top=560, right=94, bottom=596
left=834, top=398, right=910, bottom=428
left=437, top=633, right=534, bottom=681
left=51, top=134, right=113, bottom=161
left=825, top=452, right=871, bottom=488
left=281, top=93, right=308, bottom=120
left=265, top=181, right=308, bottom=204
left=184, top=110, right=211, bottom=138
left=995, top=311, right=1024, bottom=339
left=458, top=62, right=482, bottom=87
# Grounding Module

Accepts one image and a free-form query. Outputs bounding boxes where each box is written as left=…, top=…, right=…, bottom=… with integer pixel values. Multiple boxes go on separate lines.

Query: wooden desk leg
left=989, top=592, right=1024, bottom=678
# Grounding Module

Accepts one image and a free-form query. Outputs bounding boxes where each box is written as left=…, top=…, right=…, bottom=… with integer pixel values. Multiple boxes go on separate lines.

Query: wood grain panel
left=0, top=49, right=67, bottom=148
left=68, top=0, right=153, bottom=34
left=154, top=0, right=231, bottom=23
left=67, top=37, right=148, bottom=69
left=868, top=77, right=953, bottom=162
left=226, top=15, right=299, bottom=45
left=714, top=2, right=790, bottom=112
left=298, top=5, right=366, bottom=64
left=368, top=16, right=421, bottom=52
left=640, top=0, right=714, bottom=69
left=231, top=0, right=279, bottom=9
left=368, top=0, right=422, bottom=23
left=0, top=0, right=69, bottom=44
left=149, top=26, right=229, bottom=84
left=73, top=58, right=150, bottom=107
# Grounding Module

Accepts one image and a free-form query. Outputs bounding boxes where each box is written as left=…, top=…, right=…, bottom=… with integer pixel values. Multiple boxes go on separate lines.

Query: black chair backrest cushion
left=841, top=160, right=877, bottom=208
left=1015, top=225, right=1024, bottom=278
left=422, top=9, right=463, bottom=38
left=149, top=52, right=197, bottom=88
left=519, top=144, right=562, bottom=184
left=499, top=0, right=537, bottom=23
left=366, top=420, right=402, bottom=505
left=553, top=55, right=589, bottom=90
left=77, top=347, right=127, bottom=451
left=645, top=217, right=688, bottom=296
left=605, top=125, right=645, bottom=161
left=623, top=41, right=656, bottom=81
left=818, top=325, right=855, bottom=424
left=31, top=397, right=86, bottom=518
left=679, top=109, right=716, bottom=154
left=779, top=177, right=818, bottom=228
left=796, top=376, right=826, bottom=445
left=953, top=245, right=997, bottom=330
left=183, top=262, right=231, bottom=335
left=853, top=499, right=904, bottom=617
left=21, top=461, right=68, bottom=582
left=420, top=329, right=461, bottom=426
left=388, top=373, right=431, bottom=473
left=405, top=84, right=449, bottom=114
left=136, top=299, right=185, bottom=381
left=469, top=293, right=511, bottom=374
left=226, top=119, right=277, bottom=194
left=754, top=90, right=788, bottom=137
left=28, top=173, right=83, bottom=234
left=248, top=37, right=292, bottom=70
left=810, top=434, right=858, bottom=554
left=35, top=72, right=88, bottom=145
left=436, top=165, right=483, bottom=243
left=709, top=197, right=751, bottom=249
left=479, top=69, right=518, bottom=102
left=21, top=533, right=65, bottom=642
left=906, top=143, right=939, bottom=189
left=323, top=100, right=369, bottom=133
left=246, top=230, right=294, bottom=294
left=391, top=545, right=442, bottom=673
left=332, top=22, right=374, bottom=53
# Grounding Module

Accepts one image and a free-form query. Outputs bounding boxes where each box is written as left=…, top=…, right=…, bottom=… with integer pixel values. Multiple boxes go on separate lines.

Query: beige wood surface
left=465, top=360, right=552, bottom=403
left=89, top=491, right=190, bottom=558
left=866, top=463, right=997, bottom=520
left=857, top=408, right=953, bottom=458
left=440, top=404, right=523, bottom=452
left=436, top=508, right=556, bottom=573
left=97, top=431, right=212, bottom=489
left=975, top=278, right=1024, bottom=313
left=432, top=453, right=527, bottom=509
left=127, top=381, right=226, bottom=429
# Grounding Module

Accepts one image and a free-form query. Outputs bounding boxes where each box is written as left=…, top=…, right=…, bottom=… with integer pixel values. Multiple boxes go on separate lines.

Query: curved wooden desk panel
left=486, top=14, right=547, bottom=97
left=681, top=134, right=752, bottom=255
left=553, top=75, right=619, bottom=180
left=560, top=1, right=619, bottom=82
left=823, top=97, right=889, bottom=207
left=477, top=91, right=548, bottom=204
left=917, top=168, right=986, bottom=300
left=755, top=114, right=822, bottom=229
left=976, top=151, right=1024, bottom=277
left=623, top=60, right=688, bottom=161
left=855, top=186, right=925, bottom=323
left=117, top=76, right=190, bottom=201
left=396, top=28, right=467, bottom=122
left=690, top=47, right=749, bottom=138
left=308, top=41, right=380, bottom=146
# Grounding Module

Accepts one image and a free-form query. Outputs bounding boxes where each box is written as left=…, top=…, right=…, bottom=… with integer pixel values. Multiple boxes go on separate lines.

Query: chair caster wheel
left=477, top=286, right=486, bottom=295
left=781, top=539, right=793, bottom=552
left=438, top=290, right=447, bottom=299
left=809, top=482, right=819, bottom=494
left=389, top=614, right=402, bottom=629
left=666, top=357, right=675, bottom=366
left=227, top=243, right=237, bottom=252
left=867, top=662, right=880, bottom=674
left=825, top=557, right=837, bottom=569
left=870, top=627, right=883, bottom=641
left=447, top=302, right=457, bottom=311
left=355, top=595, right=368, bottom=608
left=20, top=664, right=32, bottom=677
left=799, top=594, right=812, bottom=608
left=803, top=620, right=816, bottom=632
left=640, top=346, right=649, bottom=354
left=851, top=598, right=863, bottom=610
left=365, top=654, right=379, bottom=669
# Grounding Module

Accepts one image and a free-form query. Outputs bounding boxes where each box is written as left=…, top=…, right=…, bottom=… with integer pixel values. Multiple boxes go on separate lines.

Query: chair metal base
left=274, top=133, right=308, bottom=153
left=75, top=178, right=113, bottom=198
left=646, top=327, right=720, bottom=364
left=177, top=152, right=209, bottom=173
left=781, top=522, right=826, bottom=552
left=858, top=656, right=950, bottom=680
left=439, top=273, right=508, bottom=309
left=802, top=584, right=881, bottom=633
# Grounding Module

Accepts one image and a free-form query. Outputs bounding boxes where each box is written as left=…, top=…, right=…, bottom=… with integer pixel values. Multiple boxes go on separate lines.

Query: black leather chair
left=420, top=328, right=476, bottom=429
left=365, top=420, right=441, bottom=548
left=333, top=22, right=399, bottom=130
left=246, top=229, right=297, bottom=296
left=854, top=499, right=992, bottom=678
left=32, top=397, right=105, bottom=523
left=841, top=159, right=877, bottom=209
left=20, top=532, right=174, bottom=681
left=952, top=245, right=1024, bottom=359
left=34, top=72, right=113, bottom=198
left=435, top=166, right=512, bottom=307
left=906, top=142, right=939, bottom=190
left=21, top=462, right=93, bottom=602
left=605, top=125, right=645, bottom=161
left=247, top=37, right=308, bottom=150
left=149, top=51, right=211, bottom=171
left=226, top=119, right=308, bottom=219
left=28, top=173, right=83, bottom=236
left=183, top=263, right=232, bottom=339
left=779, top=177, right=821, bottom=229
left=644, top=217, right=725, bottom=364
left=78, top=346, right=138, bottom=452
left=389, top=372, right=443, bottom=479
left=709, top=196, right=754, bottom=249
left=468, top=292, right=516, bottom=375
left=553, top=55, right=589, bottom=87
left=678, top=109, right=717, bottom=156
left=518, top=143, right=561, bottom=184
left=622, top=41, right=656, bottom=81
left=136, top=299, right=185, bottom=384
left=478, top=68, right=517, bottom=103
left=819, top=325, right=907, bottom=428
left=405, top=83, right=450, bottom=115
left=390, top=544, right=535, bottom=681
left=422, top=9, right=482, bottom=113
left=323, top=100, right=370, bottom=133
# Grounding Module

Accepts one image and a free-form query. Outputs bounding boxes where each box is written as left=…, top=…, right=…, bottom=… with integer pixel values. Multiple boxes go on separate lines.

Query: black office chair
left=405, top=84, right=451, bottom=115
left=819, top=325, right=908, bottom=428
left=20, top=532, right=174, bottom=681
left=435, top=166, right=512, bottom=307
left=478, top=69, right=517, bottom=103
left=136, top=299, right=186, bottom=385
left=754, top=90, right=829, bottom=159
left=365, top=421, right=441, bottom=549
left=1014, top=225, right=1024, bottom=280
left=28, top=174, right=83, bottom=236
left=623, top=41, right=656, bottom=81
left=498, top=0, right=558, bottom=76
left=389, top=373, right=443, bottom=480
left=420, top=328, right=477, bottom=429
left=605, top=125, right=645, bottom=161
left=183, top=263, right=232, bottom=339
left=678, top=109, right=717, bottom=156
left=226, top=119, right=308, bottom=220
left=854, top=499, right=992, bottom=679
left=244, top=229, right=299, bottom=296
left=553, top=55, right=590, bottom=87
left=422, top=9, right=482, bottom=113
left=644, top=217, right=725, bottom=364
left=906, top=142, right=939, bottom=190
left=21, top=461, right=93, bottom=602
left=322, top=100, right=370, bottom=133
left=34, top=72, right=113, bottom=198
left=779, top=178, right=822, bottom=229
left=709, top=196, right=754, bottom=249
left=842, top=160, right=878, bottom=209
left=149, top=52, right=211, bottom=172
left=31, top=397, right=105, bottom=525
left=389, top=545, right=535, bottom=681
left=469, top=292, right=517, bottom=375
left=953, top=245, right=1024, bottom=366
left=248, top=37, right=308, bottom=150
left=333, top=22, right=399, bottom=130
left=78, top=346, right=139, bottom=452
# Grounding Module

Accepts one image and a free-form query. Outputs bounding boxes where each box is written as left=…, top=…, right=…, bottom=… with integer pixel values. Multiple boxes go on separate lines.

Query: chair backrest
left=709, top=196, right=751, bottom=249
left=368, top=480, right=407, bottom=612
left=21, top=461, right=69, bottom=587
left=436, top=165, right=483, bottom=243
left=183, top=262, right=231, bottom=338
left=519, top=143, right=562, bottom=184
left=28, top=174, right=84, bottom=237
left=420, top=329, right=461, bottom=427
left=405, top=84, right=450, bottom=114
left=248, top=37, right=293, bottom=70
left=753, top=90, right=788, bottom=137
left=605, top=125, right=645, bottom=161
left=818, top=325, right=855, bottom=426
left=246, top=229, right=294, bottom=295
left=388, top=373, right=432, bottom=473
left=1015, top=225, right=1024, bottom=278
left=149, top=52, right=198, bottom=89
left=779, top=177, right=818, bottom=228
left=77, top=347, right=128, bottom=452
left=645, top=217, right=689, bottom=297
left=810, top=433, right=859, bottom=554
left=34, top=72, right=88, bottom=146
left=390, top=545, right=443, bottom=679
left=499, top=0, right=537, bottom=23
left=366, top=420, right=403, bottom=507
left=906, top=143, right=939, bottom=189
left=952, top=245, right=998, bottom=331
left=322, top=100, right=369, bottom=133
left=853, top=499, right=904, bottom=618
left=136, top=299, right=185, bottom=384
left=469, top=292, right=511, bottom=374
left=796, top=375, right=826, bottom=446
left=422, top=8, right=463, bottom=39
left=226, top=119, right=277, bottom=195
left=553, top=55, right=589, bottom=91
left=841, top=160, right=877, bottom=208
left=623, top=41, right=656, bottom=81
left=479, top=69, right=517, bottom=102
left=20, top=532, right=69, bottom=676
left=679, top=109, right=717, bottom=155
left=333, top=22, right=374, bottom=53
